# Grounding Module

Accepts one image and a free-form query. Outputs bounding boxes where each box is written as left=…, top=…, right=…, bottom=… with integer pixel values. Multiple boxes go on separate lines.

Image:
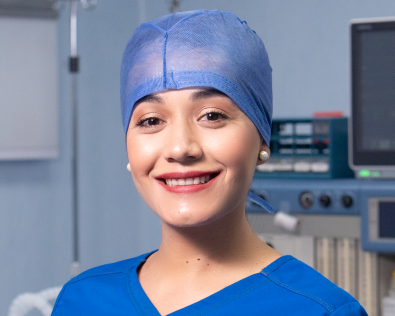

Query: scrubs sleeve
left=332, top=302, right=368, bottom=316
left=51, top=286, right=68, bottom=316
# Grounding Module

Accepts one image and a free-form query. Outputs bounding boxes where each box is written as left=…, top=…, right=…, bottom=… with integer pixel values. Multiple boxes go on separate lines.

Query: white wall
left=0, top=17, right=58, bottom=160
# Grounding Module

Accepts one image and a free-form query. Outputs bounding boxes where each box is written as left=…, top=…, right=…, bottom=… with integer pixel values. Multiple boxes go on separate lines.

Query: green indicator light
left=359, top=170, right=370, bottom=177
left=372, top=172, right=381, bottom=177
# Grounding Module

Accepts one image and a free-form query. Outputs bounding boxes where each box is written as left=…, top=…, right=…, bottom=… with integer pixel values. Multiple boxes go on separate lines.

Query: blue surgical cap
left=120, top=9, right=274, bottom=213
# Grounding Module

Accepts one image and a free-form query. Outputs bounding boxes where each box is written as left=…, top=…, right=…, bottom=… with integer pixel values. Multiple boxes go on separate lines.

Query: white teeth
left=164, top=175, right=215, bottom=186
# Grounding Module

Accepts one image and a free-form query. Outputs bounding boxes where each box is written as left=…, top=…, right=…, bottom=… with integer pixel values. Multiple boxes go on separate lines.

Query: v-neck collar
left=126, top=252, right=294, bottom=316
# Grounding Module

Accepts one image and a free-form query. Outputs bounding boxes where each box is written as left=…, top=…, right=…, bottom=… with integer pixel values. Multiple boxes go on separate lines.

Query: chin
left=156, top=202, right=237, bottom=228
left=159, top=210, right=212, bottom=228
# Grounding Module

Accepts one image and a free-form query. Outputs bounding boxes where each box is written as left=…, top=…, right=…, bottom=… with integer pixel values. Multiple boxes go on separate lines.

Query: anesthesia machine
left=247, top=17, right=395, bottom=316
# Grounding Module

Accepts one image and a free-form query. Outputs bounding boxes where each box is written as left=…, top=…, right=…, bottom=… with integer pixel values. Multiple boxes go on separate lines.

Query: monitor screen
left=352, top=19, right=395, bottom=166
left=379, top=201, right=395, bottom=238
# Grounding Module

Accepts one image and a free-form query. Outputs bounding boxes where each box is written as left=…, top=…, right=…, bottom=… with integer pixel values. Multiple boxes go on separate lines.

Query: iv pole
left=51, top=0, right=96, bottom=277
left=69, top=0, right=80, bottom=278
left=168, top=0, right=182, bottom=13
left=68, top=0, right=97, bottom=277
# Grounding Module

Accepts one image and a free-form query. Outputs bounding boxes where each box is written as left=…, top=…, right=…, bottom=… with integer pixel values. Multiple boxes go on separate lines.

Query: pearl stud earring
left=127, top=163, right=131, bottom=172
left=259, top=150, right=269, bottom=161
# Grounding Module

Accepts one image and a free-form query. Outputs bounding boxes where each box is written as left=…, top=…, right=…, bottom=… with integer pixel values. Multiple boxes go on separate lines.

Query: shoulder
left=262, top=256, right=367, bottom=315
left=70, top=252, right=148, bottom=283
left=51, top=252, right=153, bottom=315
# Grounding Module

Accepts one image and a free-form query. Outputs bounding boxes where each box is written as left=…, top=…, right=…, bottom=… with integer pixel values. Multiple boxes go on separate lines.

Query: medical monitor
left=350, top=17, right=395, bottom=178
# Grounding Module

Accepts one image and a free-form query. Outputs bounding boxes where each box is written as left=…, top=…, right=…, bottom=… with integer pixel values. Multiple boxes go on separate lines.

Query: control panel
left=248, top=179, right=395, bottom=253
left=360, top=181, right=395, bottom=253
left=255, top=118, right=354, bottom=179
left=247, top=179, right=361, bottom=215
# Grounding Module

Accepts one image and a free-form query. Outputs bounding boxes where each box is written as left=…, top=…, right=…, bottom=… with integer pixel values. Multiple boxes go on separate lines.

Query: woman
left=52, top=10, right=367, bottom=315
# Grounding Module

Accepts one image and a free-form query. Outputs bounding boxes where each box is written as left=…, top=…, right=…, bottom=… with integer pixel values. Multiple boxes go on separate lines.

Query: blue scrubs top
left=52, top=252, right=367, bottom=315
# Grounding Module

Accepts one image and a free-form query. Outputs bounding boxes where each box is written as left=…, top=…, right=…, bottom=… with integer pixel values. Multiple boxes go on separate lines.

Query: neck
left=153, top=204, right=264, bottom=268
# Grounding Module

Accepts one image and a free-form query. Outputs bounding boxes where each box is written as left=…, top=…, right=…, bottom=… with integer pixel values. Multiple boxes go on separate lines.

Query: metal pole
left=168, top=0, right=182, bottom=13
left=70, top=0, right=80, bottom=278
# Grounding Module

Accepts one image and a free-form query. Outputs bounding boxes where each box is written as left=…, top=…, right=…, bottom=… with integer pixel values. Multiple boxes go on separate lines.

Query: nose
left=163, top=120, right=202, bottom=163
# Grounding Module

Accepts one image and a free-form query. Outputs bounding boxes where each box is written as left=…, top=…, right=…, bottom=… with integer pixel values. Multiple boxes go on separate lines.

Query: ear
left=256, top=141, right=270, bottom=166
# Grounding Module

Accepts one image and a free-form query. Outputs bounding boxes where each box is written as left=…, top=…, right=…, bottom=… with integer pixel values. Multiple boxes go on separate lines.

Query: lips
left=156, top=171, right=220, bottom=193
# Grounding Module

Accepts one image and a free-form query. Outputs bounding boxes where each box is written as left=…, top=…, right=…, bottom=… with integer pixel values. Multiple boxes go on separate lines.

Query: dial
left=342, top=195, right=353, bottom=208
left=319, top=194, right=331, bottom=207
left=300, top=191, right=314, bottom=209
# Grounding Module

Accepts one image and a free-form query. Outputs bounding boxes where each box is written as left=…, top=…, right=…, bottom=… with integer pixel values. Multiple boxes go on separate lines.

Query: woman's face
left=126, top=87, right=268, bottom=228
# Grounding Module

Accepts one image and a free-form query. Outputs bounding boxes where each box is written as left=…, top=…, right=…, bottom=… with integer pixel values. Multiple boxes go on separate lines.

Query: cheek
left=126, top=134, right=160, bottom=184
left=204, top=124, right=260, bottom=174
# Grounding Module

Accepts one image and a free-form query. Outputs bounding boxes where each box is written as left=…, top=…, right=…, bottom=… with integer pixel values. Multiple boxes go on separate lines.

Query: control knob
left=300, top=191, right=314, bottom=209
left=341, top=195, right=353, bottom=208
left=319, top=194, right=331, bottom=207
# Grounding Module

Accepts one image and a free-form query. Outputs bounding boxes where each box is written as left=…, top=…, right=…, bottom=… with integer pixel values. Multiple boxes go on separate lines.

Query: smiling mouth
left=160, top=173, right=219, bottom=187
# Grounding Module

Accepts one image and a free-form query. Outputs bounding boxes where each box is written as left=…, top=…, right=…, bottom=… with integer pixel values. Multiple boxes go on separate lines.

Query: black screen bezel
left=351, top=20, right=395, bottom=166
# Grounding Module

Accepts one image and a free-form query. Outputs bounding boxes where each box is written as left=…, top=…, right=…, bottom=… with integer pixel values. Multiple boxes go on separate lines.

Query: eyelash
left=199, top=110, right=228, bottom=121
left=135, top=110, right=228, bottom=128
left=136, top=117, right=163, bottom=127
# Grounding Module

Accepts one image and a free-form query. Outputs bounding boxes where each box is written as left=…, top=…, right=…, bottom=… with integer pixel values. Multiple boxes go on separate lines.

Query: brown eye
left=146, top=118, right=161, bottom=125
left=137, top=117, right=163, bottom=127
left=200, top=111, right=227, bottom=122
left=206, top=112, right=221, bottom=121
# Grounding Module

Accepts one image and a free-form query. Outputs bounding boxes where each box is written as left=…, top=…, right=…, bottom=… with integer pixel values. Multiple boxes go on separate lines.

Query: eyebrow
left=134, top=88, right=230, bottom=107
left=134, top=94, right=163, bottom=106
left=190, top=88, right=229, bottom=101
